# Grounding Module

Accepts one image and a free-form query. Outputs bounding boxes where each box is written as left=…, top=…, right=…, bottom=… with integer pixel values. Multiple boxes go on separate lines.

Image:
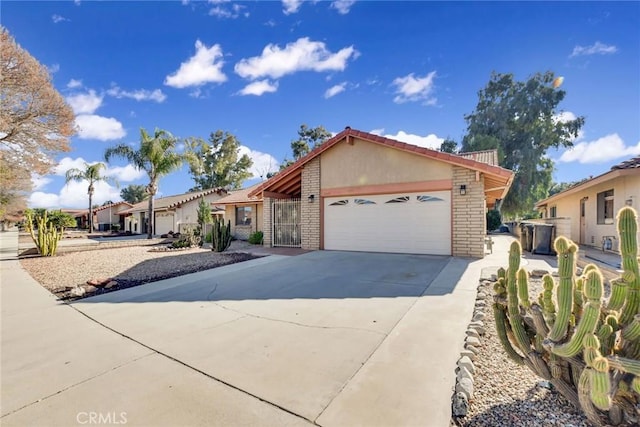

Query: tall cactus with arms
left=494, top=207, right=640, bottom=426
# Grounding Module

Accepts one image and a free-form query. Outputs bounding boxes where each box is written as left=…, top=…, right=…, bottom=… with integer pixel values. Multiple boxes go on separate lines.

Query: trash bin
left=532, top=224, right=555, bottom=255
left=519, top=223, right=534, bottom=252
left=519, top=223, right=528, bottom=249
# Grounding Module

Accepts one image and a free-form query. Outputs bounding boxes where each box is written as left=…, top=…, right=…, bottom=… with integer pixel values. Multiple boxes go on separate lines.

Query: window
left=597, top=189, right=614, bottom=224
left=550, top=206, right=557, bottom=218
left=235, top=206, right=252, bottom=226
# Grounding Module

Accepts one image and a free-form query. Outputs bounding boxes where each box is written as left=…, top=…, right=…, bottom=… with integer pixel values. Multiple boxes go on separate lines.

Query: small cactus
left=494, top=207, right=640, bottom=426
left=211, top=218, right=232, bottom=252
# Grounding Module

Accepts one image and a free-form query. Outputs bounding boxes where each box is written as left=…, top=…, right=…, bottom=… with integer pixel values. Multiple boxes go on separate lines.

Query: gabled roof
left=248, top=127, right=514, bottom=204
left=93, top=201, right=133, bottom=212
left=120, top=188, right=227, bottom=214
left=536, top=155, right=640, bottom=208
left=215, top=183, right=263, bottom=205
left=612, top=155, right=640, bottom=170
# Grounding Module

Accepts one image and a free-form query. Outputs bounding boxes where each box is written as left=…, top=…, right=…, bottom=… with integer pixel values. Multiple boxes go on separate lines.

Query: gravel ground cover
left=456, top=276, right=591, bottom=427
left=20, top=243, right=260, bottom=300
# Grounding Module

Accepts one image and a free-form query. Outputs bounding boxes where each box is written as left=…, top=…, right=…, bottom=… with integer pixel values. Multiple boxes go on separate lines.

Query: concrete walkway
left=1, top=231, right=555, bottom=427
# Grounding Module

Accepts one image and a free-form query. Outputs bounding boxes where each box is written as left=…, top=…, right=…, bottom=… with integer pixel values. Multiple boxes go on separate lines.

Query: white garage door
left=324, top=191, right=451, bottom=255
left=155, top=212, right=175, bottom=235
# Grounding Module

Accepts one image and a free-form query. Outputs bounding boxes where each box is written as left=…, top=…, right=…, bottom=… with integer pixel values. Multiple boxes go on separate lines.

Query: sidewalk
left=0, top=230, right=308, bottom=426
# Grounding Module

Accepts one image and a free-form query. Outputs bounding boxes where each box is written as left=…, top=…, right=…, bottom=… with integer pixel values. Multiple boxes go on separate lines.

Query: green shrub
left=171, top=225, right=199, bottom=248
left=486, top=209, right=501, bottom=231
left=204, top=230, right=213, bottom=243
left=248, top=231, right=263, bottom=245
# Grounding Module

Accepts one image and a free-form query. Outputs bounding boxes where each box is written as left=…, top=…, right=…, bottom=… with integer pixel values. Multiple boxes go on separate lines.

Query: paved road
left=1, top=230, right=535, bottom=426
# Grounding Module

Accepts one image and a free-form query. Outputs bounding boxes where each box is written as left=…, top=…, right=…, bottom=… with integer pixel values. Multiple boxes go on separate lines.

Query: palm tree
left=65, top=162, right=117, bottom=232
left=105, top=127, right=186, bottom=239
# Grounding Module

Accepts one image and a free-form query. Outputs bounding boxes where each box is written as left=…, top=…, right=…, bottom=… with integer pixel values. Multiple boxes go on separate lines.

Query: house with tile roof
left=535, top=155, right=640, bottom=252
left=93, top=201, right=133, bottom=231
left=119, top=188, right=227, bottom=235
left=214, top=183, right=264, bottom=240
left=220, top=127, right=514, bottom=257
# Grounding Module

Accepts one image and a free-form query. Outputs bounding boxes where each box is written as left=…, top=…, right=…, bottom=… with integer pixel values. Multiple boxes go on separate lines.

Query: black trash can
left=532, top=224, right=556, bottom=255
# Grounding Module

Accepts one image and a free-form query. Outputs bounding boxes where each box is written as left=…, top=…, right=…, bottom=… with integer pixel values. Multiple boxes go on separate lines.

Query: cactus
left=24, top=210, right=66, bottom=256
left=211, top=218, right=232, bottom=252
left=493, top=207, right=640, bottom=426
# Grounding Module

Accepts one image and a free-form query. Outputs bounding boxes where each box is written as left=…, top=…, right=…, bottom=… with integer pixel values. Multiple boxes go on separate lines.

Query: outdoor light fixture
left=308, top=194, right=315, bottom=203
left=459, top=185, right=467, bottom=196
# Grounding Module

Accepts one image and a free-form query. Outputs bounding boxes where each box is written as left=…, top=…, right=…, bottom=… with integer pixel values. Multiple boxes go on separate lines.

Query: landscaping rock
left=452, top=392, right=469, bottom=417
left=105, top=280, right=118, bottom=289
left=70, top=287, right=86, bottom=297
left=471, top=324, right=486, bottom=336
left=472, top=312, right=486, bottom=322
left=466, top=336, right=481, bottom=347
left=457, top=365, right=473, bottom=382
left=465, top=344, right=479, bottom=354
left=458, top=356, right=475, bottom=374
left=455, top=377, right=474, bottom=400
left=466, top=328, right=480, bottom=339
left=84, top=285, right=97, bottom=293
left=476, top=291, right=487, bottom=299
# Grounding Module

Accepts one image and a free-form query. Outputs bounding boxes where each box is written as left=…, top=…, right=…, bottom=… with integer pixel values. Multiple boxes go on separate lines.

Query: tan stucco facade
left=225, top=202, right=263, bottom=240
left=539, top=173, right=640, bottom=251
left=320, top=137, right=452, bottom=189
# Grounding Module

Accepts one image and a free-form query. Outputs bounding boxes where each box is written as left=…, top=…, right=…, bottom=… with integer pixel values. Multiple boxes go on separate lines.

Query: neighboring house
left=215, top=183, right=264, bottom=240
left=535, top=155, right=640, bottom=252
left=224, top=127, right=514, bottom=257
left=120, top=188, right=228, bottom=235
left=62, top=209, right=88, bottom=229
left=94, top=202, right=132, bottom=231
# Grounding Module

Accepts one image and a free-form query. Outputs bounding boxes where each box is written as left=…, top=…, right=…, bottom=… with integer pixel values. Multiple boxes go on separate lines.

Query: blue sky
left=4, top=1, right=639, bottom=209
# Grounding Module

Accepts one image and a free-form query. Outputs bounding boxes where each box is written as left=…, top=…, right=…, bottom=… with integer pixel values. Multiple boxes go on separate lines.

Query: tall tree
left=439, top=138, right=458, bottom=154
left=120, top=184, right=149, bottom=204
left=105, top=127, right=186, bottom=239
left=461, top=71, right=584, bottom=217
left=65, top=162, right=117, bottom=232
left=279, top=124, right=332, bottom=170
left=0, top=28, right=75, bottom=222
left=186, top=130, right=252, bottom=191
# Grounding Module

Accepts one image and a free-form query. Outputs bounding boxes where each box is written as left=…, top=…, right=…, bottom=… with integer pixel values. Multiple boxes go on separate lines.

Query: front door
left=579, top=198, right=587, bottom=245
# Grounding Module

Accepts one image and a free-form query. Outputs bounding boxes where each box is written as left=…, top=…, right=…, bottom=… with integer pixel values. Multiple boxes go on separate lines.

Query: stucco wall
left=320, top=137, right=452, bottom=189
left=301, top=157, right=321, bottom=250
left=543, top=174, right=640, bottom=250
left=225, top=203, right=263, bottom=240
left=452, top=167, right=486, bottom=258
left=174, top=192, right=226, bottom=232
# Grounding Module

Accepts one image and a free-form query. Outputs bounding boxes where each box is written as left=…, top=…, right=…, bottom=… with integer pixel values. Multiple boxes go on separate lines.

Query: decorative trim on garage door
left=320, top=179, right=452, bottom=198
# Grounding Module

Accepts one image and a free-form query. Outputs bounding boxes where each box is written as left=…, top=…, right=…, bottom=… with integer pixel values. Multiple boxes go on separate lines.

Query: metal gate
left=273, top=199, right=301, bottom=247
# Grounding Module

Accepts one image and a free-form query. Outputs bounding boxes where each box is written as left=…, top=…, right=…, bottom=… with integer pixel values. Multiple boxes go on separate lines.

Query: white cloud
left=47, top=63, right=60, bottom=74
left=209, top=3, right=247, bottom=19
left=238, top=146, right=280, bottom=179
left=559, top=134, right=640, bottom=164
left=370, top=128, right=385, bottom=136
left=331, top=0, right=356, bottom=14
left=107, top=85, right=167, bottom=103
left=238, top=79, right=279, bottom=96
left=282, top=0, right=303, bottom=14
left=66, top=90, right=103, bottom=114
left=392, top=71, right=437, bottom=105
left=52, top=14, right=69, bottom=23
left=75, top=114, right=126, bottom=141
left=164, top=40, right=227, bottom=88
left=382, top=130, right=444, bottom=149
left=235, top=37, right=358, bottom=81
left=29, top=180, right=121, bottom=209
left=570, top=41, right=618, bottom=58
left=31, top=174, right=52, bottom=191
left=74, top=0, right=81, bottom=5
left=53, top=156, right=144, bottom=182
left=104, top=164, right=146, bottom=182
left=324, top=82, right=347, bottom=98
left=67, top=79, right=83, bottom=89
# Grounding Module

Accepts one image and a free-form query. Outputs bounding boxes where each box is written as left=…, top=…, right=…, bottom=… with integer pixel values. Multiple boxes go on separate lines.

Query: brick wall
left=452, top=167, right=486, bottom=258
left=301, top=157, right=321, bottom=250
left=262, top=197, right=272, bottom=247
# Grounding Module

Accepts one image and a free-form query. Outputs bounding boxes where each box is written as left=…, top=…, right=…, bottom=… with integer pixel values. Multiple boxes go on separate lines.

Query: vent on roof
left=345, top=126, right=351, bottom=130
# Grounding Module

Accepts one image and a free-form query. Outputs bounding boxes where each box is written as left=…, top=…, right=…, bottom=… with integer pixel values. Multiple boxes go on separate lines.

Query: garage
left=324, top=191, right=451, bottom=255
left=154, top=212, right=175, bottom=235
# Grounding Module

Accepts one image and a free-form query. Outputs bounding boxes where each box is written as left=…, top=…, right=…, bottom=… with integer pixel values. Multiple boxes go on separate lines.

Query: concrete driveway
left=74, top=251, right=454, bottom=423
left=3, top=232, right=487, bottom=427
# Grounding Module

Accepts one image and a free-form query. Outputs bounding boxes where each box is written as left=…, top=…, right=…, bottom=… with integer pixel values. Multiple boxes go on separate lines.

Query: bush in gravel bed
left=493, top=207, right=640, bottom=426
